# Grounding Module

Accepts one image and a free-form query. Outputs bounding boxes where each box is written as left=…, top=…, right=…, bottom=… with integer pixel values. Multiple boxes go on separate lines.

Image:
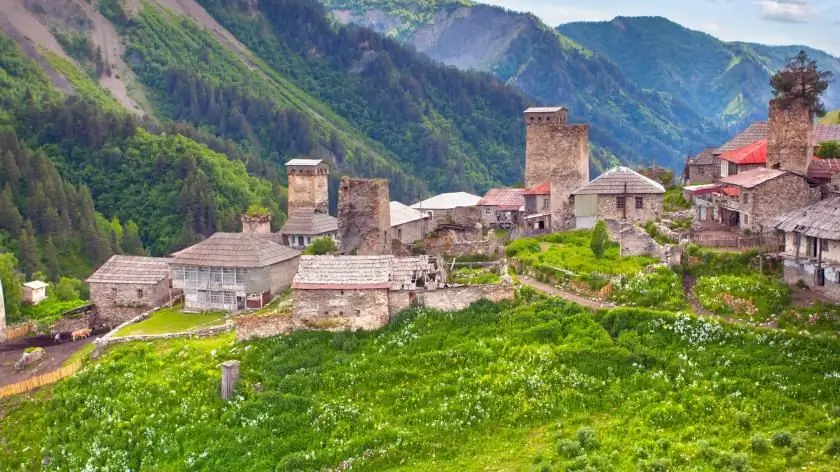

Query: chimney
left=767, top=98, right=814, bottom=174
left=240, top=214, right=272, bottom=234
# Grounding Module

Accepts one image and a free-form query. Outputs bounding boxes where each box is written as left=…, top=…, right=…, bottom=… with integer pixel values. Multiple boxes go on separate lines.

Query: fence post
left=220, top=360, right=240, bottom=400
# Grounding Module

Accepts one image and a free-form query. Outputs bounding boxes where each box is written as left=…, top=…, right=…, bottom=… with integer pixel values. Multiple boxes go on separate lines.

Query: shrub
left=577, top=426, right=599, bottom=450
left=750, top=435, right=769, bottom=454
left=590, top=221, right=609, bottom=258
left=736, top=412, right=751, bottom=431
left=644, top=221, right=677, bottom=245
left=506, top=238, right=541, bottom=258
left=694, top=274, right=789, bottom=319
left=54, top=276, right=87, bottom=301
left=303, top=236, right=337, bottom=255
left=825, top=438, right=840, bottom=456
left=772, top=431, right=793, bottom=447
left=556, top=439, right=583, bottom=458
left=610, top=267, right=687, bottom=311
left=816, top=140, right=840, bottom=158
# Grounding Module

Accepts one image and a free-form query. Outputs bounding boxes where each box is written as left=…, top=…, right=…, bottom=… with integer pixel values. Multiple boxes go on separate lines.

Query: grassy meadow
left=115, top=307, right=227, bottom=337
left=2, top=298, right=839, bottom=471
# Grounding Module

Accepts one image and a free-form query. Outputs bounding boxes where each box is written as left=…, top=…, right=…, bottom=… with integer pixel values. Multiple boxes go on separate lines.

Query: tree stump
left=220, top=360, right=240, bottom=400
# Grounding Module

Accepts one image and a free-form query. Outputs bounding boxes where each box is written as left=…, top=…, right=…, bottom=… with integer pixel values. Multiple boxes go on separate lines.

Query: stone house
left=170, top=233, right=300, bottom=312
left=718, top=140, right=767, bottom=179
left=86, top=255, right=174, bottom=324
left=771, top=195, right=840, bottom=299
left=522, top=181, right=551, bottom=230
left=716, top=168, right=821, bottom=232
left=22, top=281, right=48, bottom=305
left=277, top=209, right=338, bottom=250
left=410, top=192, right=482, bottom=228
left=683, top=148, right=716, bottom=186
left=390, top=201, right=430, bottom=245
left=477, top=188, right=524, bottom=228
left=571, top=166, right=665, bottom=229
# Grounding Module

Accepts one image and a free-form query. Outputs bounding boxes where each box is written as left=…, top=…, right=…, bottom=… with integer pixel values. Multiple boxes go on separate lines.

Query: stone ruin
left=338, top=177, right=391, bottom=255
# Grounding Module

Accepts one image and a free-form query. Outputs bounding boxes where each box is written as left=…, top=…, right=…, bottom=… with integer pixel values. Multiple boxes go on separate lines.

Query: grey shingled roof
left=171, top=233, right=300, bottom=268
left=86, top=255, right=171, bottom=285
left=773, top=195, right=840, bottom=239
left=716, top=122, right=770, bottom=154
left=687, top=148, right=716, bottom=166
left=390, top=201, right=429, bottom=227
left=293, top=255, right=394, bottom=288
left=278, top=210, right=338, bottom=235
left=718, top=167, right=787, bottom=189
left=391, top=256, right=435, bottom=290
left=572, top=166, right=666, bottom=195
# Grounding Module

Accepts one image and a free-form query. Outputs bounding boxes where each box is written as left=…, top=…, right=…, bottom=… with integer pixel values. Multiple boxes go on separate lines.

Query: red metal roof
left=719, top=140, right=767, bottom=165
left=478, top=188, right=525, bottom=210
left=721, top=187, right=741, bottom=197
left=523, top=181, right=551, bottom=196
left=807, top=158, right=840, bottom=180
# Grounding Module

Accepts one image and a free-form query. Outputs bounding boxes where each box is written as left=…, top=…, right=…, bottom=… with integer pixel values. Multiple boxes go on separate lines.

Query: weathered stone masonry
left=338, top=178, right=391, bottom=255
left=293, top=288, right=390, bottom=331
left=767, top=98, right=813, bottom=174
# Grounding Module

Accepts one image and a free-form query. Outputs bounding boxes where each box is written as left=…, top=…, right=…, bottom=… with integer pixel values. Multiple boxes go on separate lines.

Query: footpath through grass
left=115, top=306, right=226, bottom=336
left=2, top=298, right=839, bottom=471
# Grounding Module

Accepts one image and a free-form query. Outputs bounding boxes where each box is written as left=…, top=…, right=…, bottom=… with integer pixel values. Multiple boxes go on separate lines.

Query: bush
left=825, top=438, right=840, bottom=456
left=577, top=426, right=599, bottom=450
left=736, top=412, right=751, bottom=431
left=694, top=274, right=789, bottom=319
left=590, top=221, right=608, bottom=258
left=54, top=277, right=87, bottom=301
left=506, top=238, right=541, bottom=258
left=772, top=431, right=793, bottom=448
left=556, top=439, right=583, bottom=458
left=303, top=236, right=337, bottom=255
left=610, top=267, right=687, bottom=311
left=750, top=435, right=769, bottom=454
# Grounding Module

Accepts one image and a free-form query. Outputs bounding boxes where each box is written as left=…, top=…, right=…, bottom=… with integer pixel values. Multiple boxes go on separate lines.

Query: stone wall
left=269, top=257, right=300, bottom=294
left=89, top=279, right=173, bottom=325
left=241, top=215, right=272, bottom=233
left=605, top=220, right=681, bottom=265
left=782, top=263, right=840, bottom=301
left=745, top=173, right=820, bottom=232
left=686, top=164, right=714, bottom=185
left=595, top=193, right=663, bottom=224
left=421, top=281, right=515, bottom=312
left=293, top=288, right=390, bottom=331
left=767, top=98, right=813, bottom=174
left=235, top=314, right=296, bottom=341
left=524, top=110, right=589, bottom=231
left=338, top=177, right=391, bottom=255
left=393, top=218, right=427, bottom=245
left=423, top=229, right=501, bottom=258
left=287, top=163, right=329, bottom=214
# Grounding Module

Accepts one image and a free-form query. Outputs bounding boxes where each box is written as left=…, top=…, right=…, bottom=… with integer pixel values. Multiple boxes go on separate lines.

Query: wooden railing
left=1, top=323, right=32, bottom=343
left=0, top=360, right=82, bottom=399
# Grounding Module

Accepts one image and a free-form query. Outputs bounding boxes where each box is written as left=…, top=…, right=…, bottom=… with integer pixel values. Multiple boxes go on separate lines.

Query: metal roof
left=171, top=233, right=300, bottom=268
left=718, top=167, right=787, bottom=189
left=278, top=210, right=338, bottom=235
left=719, top=140, right=767, bottom=165
left=523, top=181, right=551, bottom=196
left=478, top=188, right=525, bottom=210
left=86, top=255, right=171, bottom=285
left=23, top=280, right=49, bottom=289
left=572, top=166, right=665, bottom=195
left=410, top=192, right=481, bottom=210
left=285, top=158, right=324, bottom=167
left=390, top=201, right=429, bottom=227
left=524, top=107, right=566, bottom=113
left=773, top=195, right=840, bottom=239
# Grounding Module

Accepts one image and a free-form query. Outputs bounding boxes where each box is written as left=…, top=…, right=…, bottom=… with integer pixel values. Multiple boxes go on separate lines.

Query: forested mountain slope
left=322, top=0, right=729, bottom=170
left=558, top=16, right=840, bottom=128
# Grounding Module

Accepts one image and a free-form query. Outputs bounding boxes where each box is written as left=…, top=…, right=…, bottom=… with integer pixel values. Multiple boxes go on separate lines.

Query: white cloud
left=756, top=0, right=816, bottom=23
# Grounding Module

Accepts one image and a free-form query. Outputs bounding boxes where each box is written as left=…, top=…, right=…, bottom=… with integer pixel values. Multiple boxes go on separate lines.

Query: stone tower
left=767, top=98, right=814, bottom=174
left=285, top=159, right=330, bottom=215
left=524, top=107, right=589, bottom=230
left=338, top=177, right=391, bottom=256
left=240, top=214, right=272, bottom=234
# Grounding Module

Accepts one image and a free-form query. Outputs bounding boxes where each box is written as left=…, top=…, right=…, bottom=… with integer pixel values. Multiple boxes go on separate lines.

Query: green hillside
left=322, top=0, right=729, bottom=170
left=2, top=299, right=839, bottom=469
left=821, top=109, right=840, bottom=124
left=557, top=16, right=840, bottom=127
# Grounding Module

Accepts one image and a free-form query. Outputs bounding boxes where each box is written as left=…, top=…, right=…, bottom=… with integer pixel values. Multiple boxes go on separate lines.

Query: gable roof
left=171, top=233, right=300, bottom=268
left=23, top=280, right=48, bottom=289
left=86, top=255, right=171, bottom=285
left=478, top=188, right=525, bottom=210
left=814, top=124, right=840, bottom=143
left=718, top=167, right=787, bottom=189
left=524, top=106, right=566, bottom=113
left=687, top=148, right=716, bottom=166
left=807, top=158, right=840, bottom=181
left=720, top=140, right=767, bottom=165
left=716, top=122, right=770, bottom=154
left=293, top=255, right=394, bottom=289
left=572, top=166, right=666, bottom=195
left=278, top=209, right=338, bottom=236
left=390, top=201, right=429, bottom=227
left=773, top=195, right=840, bottom=239
left=391, top=256, right=436, bottom=290
left=523, top=181, right=551, bottom=196
left=285, top=158, right=324, bottom=167
left=410, top=192, right=481, bottom=210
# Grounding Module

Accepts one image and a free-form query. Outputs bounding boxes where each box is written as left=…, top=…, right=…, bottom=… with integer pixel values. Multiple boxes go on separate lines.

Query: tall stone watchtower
left=524, top=107, right=589, bottom=230
left=767, top=98, right=814, bottom=174
left=285, top=158, right=330, bottom=215
left=338, top=177, right=391, bottom=256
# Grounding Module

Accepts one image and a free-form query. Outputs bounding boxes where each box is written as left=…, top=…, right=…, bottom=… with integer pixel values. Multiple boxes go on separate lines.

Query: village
left=3, top=64, right=840, bottom=389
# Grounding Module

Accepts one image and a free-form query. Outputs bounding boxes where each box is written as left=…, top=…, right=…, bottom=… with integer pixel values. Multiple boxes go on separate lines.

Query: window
left=743, top=193, right=749, bottom=205
left=298, top=236, right=304, bottom=247
left=698, top=167, right=705, bottom=175
left=635, top=196, right=644, bottom=209
left=743, top=214, right=749, bottom=225
left=616, top=196, right=625, bottom=209
left=485, top=207, right=491, bottom=215
left=821, top=239, right=829, bottom=252
left=397, top=228, right=402, bottom=240
left=728, top=161, right=738, bottom=176
left=542, top=198, right=549, bottom=209
left=137, top=289, right=144, bottom=299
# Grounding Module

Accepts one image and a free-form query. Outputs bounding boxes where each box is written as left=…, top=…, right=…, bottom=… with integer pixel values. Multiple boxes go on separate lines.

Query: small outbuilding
left=477, top=188, right=524, bottom=228
left=390, top=201, right=430, bottom=245
left=277, top=208, right=339, bottom=250
left=86, top=255, right=174, bottom=324
left=571, top=166, right=666, bottom=228
left=22, top=281, right=49, bottom=305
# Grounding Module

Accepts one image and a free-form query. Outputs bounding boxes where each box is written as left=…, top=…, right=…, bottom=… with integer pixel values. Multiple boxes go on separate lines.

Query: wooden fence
left=1, top=323, right=32, bottom=343
left=693, top=235, right=781, bottom=251
left=0, top=360, right=82, bottom=399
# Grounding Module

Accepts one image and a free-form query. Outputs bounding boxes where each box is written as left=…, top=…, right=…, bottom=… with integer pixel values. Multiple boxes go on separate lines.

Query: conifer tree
left=0, top=185, right=22, bottom=237
left=1, top=151, right=21, bottom=192
left=122, top=220, right=144, bottom=256
left=590, top=220, right=609, bottom=259
left=18, top=220, right=41, bottom=279
left=0, top=253, right=22, bottom=321
left=42, top=237, right=61, bottom=283
left=770, top=50, right=834, bottom=117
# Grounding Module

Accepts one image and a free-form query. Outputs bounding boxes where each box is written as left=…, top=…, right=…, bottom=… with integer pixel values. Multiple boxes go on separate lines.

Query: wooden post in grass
left=221, top=360, right=240, bottom=400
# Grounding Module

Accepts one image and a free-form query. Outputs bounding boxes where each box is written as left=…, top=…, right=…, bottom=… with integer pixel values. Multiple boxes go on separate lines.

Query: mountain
left=322, top=0, right=729, bottom=170
left=557, top=16, right=840, bottom=128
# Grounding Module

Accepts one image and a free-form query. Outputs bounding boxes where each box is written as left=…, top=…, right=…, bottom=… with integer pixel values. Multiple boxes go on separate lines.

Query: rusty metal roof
left=572, top=166, right=665, bottom=195
left=171, top=233, right=300, bottom=268
left=523, top=181, right=551, bottom=196
left=718, top=167, right=787, bottom=189
left=86, top=255, right=172, bottom=285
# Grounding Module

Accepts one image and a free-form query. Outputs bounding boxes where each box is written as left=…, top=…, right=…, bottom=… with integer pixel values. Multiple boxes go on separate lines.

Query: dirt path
left=518, top=275, right=613, bottom=310
left=0, top=337, right=95, bottom=388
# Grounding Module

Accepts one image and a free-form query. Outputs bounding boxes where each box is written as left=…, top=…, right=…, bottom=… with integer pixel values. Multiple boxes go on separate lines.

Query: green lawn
left=115, top=306, right=226, bottom=336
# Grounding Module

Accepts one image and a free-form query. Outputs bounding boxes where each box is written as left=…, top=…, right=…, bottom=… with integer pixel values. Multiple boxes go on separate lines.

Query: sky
left=481, top=0, right=840, bottom=56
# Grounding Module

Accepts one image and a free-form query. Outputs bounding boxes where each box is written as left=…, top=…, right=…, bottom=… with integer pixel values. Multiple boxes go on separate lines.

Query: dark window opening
left=635, top=197, right=643, bottom=209
left=137, top=289, right=144, bottom=298
left=616, top=197, right=625, bottom=209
